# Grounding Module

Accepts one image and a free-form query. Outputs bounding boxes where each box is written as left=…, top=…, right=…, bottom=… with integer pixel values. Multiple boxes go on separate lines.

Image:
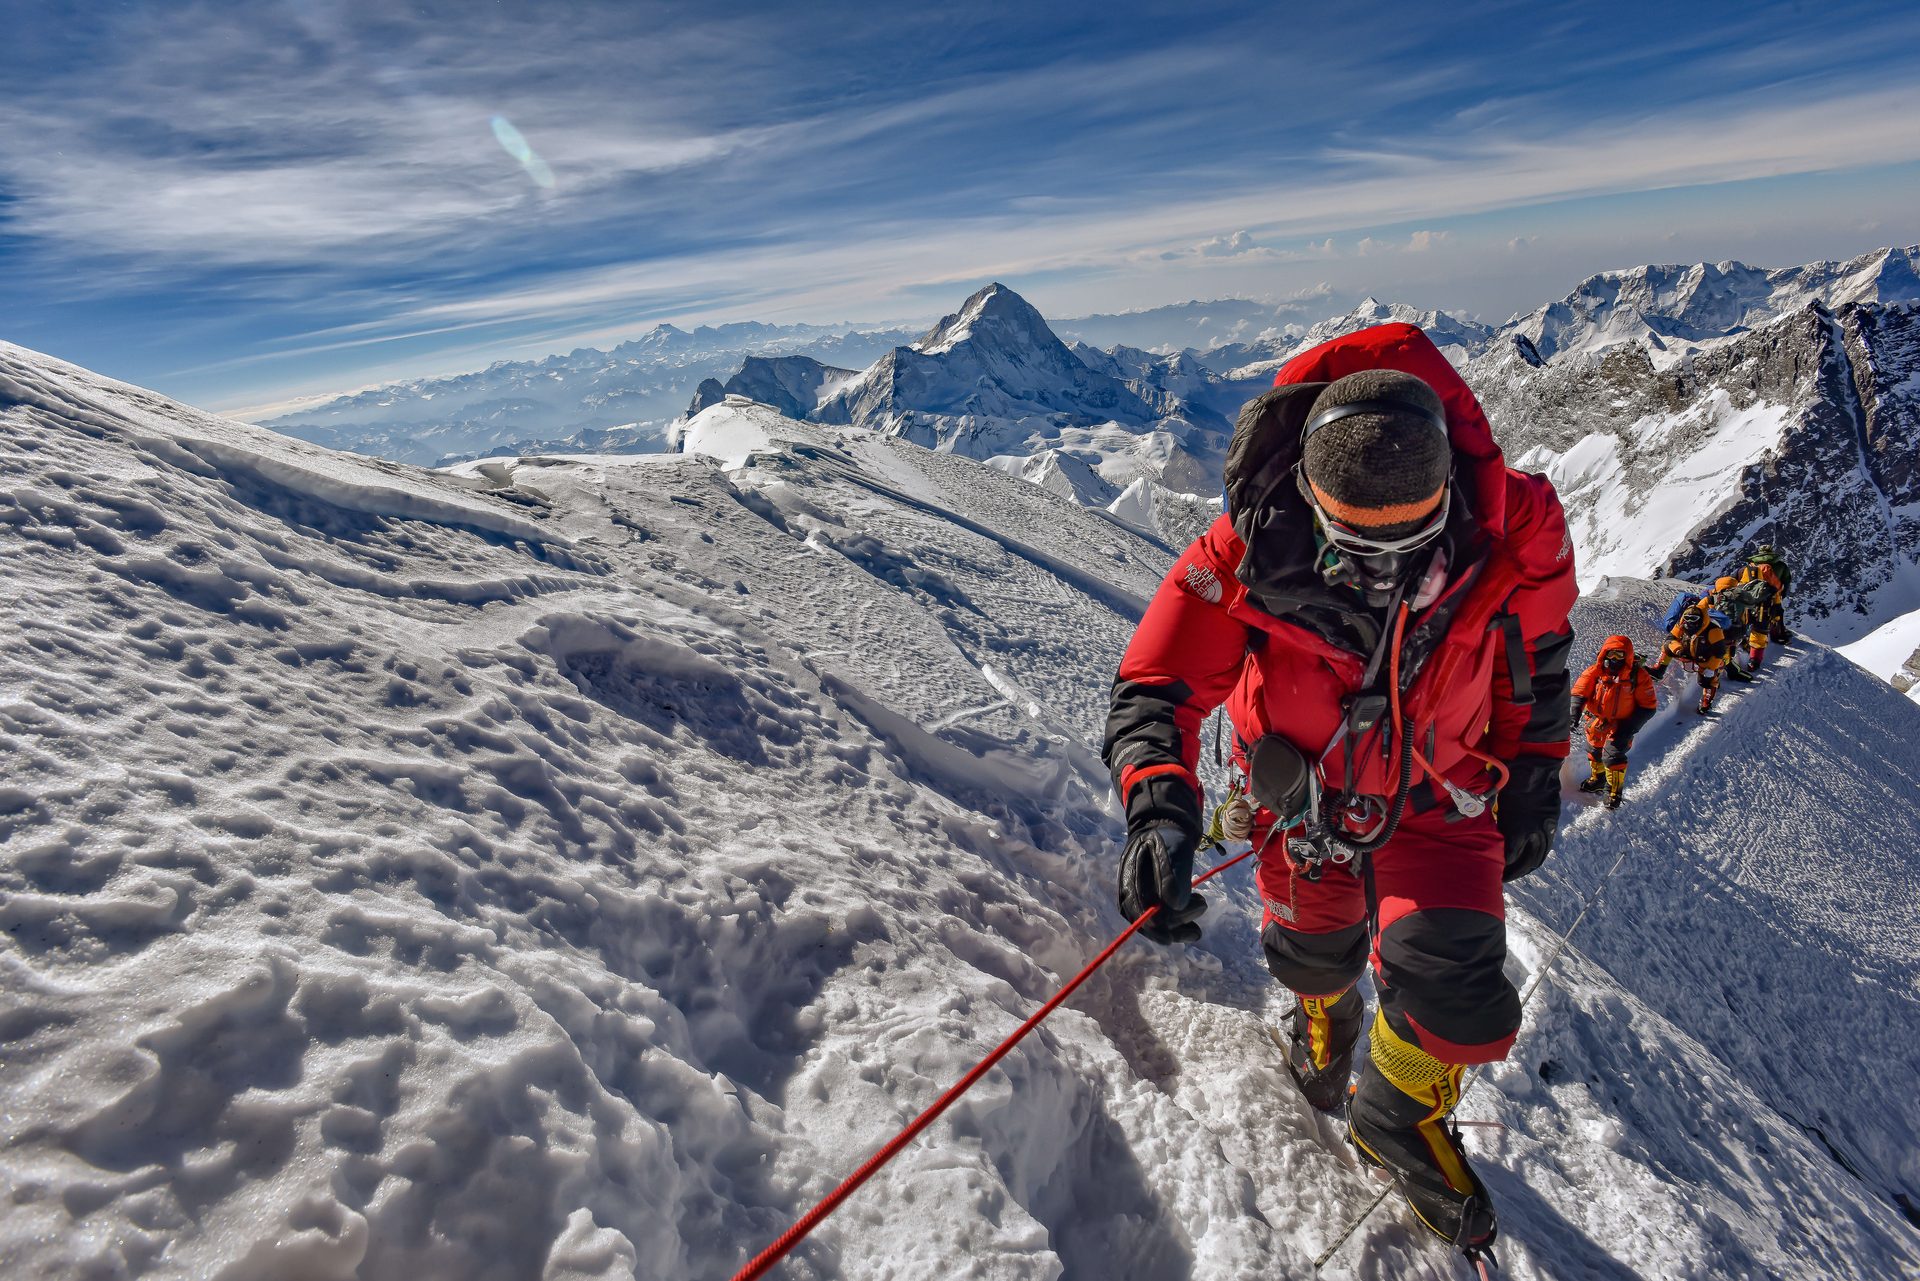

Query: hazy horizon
left=6, top=0, right=1919, bottom=417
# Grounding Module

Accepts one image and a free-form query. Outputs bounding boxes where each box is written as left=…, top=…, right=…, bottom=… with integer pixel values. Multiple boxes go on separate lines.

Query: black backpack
left=1222, top=383, right=1328, bottom=539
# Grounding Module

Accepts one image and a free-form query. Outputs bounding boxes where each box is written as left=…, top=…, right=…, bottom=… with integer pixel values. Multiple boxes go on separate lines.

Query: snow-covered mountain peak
left=1211, top=299, right=1494, bottom=380
left=812, top=282, right=1177, bottom=454
left=1503, top=244, right=1920, bottom=366
left=914, top=281, right=1064, bottom=358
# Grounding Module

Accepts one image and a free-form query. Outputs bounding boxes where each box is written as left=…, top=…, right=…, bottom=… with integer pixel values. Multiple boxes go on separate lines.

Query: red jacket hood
left=1597, top=634, right=1636, bottom=665
left=1273, top=322, right=1510, bottom=539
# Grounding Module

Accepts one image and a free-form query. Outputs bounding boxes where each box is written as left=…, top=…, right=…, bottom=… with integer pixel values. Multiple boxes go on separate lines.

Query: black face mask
left=1321, top=544, right=1421, bottom=608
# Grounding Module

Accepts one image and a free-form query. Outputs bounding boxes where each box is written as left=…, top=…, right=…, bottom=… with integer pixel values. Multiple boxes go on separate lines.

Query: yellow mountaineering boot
left=1278, top=987, right=1365, bottom=1113
left=1577, top=755, right=1605, bottom=793
left=1604, top=764, right=1628, bottom=809
left=1348, top=1010, right=1497, bottom=1257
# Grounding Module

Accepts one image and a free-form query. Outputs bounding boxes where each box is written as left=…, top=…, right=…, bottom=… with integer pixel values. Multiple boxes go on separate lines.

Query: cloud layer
left=4, top=0, right=1920, bottom=408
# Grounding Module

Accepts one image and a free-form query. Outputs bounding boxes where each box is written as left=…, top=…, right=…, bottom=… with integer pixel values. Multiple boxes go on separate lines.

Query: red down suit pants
left=1257, top=803, right=1520, bottom=1063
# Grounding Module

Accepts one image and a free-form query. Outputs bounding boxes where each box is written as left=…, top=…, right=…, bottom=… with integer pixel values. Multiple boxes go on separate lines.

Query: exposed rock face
left=1839, top=301, right=1920, bottom=564
left=684, top=355, right=859, bottom=420
left=1471, top=300, right=1920, bottom=642
left=1502, top=246, right=1920, bottom=366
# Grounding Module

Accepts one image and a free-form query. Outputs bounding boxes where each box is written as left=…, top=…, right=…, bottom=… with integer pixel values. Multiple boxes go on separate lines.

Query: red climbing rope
left=729, top=846, right=1257, bottom=1281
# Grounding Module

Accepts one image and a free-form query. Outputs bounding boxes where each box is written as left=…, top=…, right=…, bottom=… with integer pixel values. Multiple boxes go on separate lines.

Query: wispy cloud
left=0, top=9, right=754, bottom=271
left=6, top=0, right=1920, bottom=408
left=280, top=82, right=1920, bottom=338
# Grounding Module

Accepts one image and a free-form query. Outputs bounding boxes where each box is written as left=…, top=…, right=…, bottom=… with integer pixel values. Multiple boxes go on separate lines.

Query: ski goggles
left=1298, top=466, right=1452, bottom=557
left=1600, top=652, right=1627, bottom=672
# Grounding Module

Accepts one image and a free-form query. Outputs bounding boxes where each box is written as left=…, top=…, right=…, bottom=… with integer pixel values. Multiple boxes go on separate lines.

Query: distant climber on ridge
left=1747, top=545, right=1794, bottom=646
left=1100, top=323, right=1578, bottom=1261
left=1650, top=602, right=1732, bottom=713
left=1735, top=551, right=1788, bottom=672
left=1571, top=637, right=1658, bottom=808
left=1706, top=575, right=1765, bottom=681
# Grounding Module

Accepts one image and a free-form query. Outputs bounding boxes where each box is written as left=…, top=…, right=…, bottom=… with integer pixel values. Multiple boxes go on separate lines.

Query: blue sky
left=5, top=0, right=1920, bottom=417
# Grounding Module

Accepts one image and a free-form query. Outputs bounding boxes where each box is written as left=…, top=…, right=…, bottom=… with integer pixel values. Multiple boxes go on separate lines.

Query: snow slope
left=1838, top=605, right=1920, bottom=702
left=1516, top=390, right=1793, bottom=590
left=4, top=343, right=1919, bottom=1279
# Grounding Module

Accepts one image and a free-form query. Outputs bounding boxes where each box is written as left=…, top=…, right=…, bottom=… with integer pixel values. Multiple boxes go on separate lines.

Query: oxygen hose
left=1344, top=600, right=1418, bottom=858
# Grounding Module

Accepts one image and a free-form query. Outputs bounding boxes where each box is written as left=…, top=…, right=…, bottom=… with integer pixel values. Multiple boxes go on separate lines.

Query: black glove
left=1648, top=660, right=1669, bottom=678
left=1117, top=775, right=1207, bottom=944
left=1496, top=756, right=1562, bottom=883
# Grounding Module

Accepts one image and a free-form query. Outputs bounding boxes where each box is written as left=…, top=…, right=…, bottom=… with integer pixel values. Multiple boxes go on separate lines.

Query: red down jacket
left=1104, top=324, right=1578, bottom=826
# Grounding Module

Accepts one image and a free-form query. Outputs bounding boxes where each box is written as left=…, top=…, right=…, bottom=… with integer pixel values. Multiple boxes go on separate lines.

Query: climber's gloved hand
left=1496, top=756, right=1563, bottom=883
left=1117, top=774, right=1207, bottom=944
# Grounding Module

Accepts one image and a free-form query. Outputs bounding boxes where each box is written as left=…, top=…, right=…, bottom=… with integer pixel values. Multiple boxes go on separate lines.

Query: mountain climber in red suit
left=1101, top=324, right=1577, bottom=1260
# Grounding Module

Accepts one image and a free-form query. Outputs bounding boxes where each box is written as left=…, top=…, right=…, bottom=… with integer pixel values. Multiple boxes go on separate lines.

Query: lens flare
left=491, top=115, right=555, bottom=189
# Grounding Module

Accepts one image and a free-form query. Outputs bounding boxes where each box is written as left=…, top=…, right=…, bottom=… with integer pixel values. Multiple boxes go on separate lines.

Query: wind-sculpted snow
left=0, top=351, right=1192, bottom=1279
left=1487, top=578, right=1920, bottom=1276
left=4, top=347, right=1920, bottom=1279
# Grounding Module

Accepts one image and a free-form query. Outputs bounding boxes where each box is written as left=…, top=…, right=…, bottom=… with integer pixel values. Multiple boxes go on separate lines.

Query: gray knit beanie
left=1300, top=369, right=1451, bottom=538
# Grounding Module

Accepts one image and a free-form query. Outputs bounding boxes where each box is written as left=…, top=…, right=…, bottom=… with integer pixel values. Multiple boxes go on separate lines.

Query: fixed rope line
left=1312, top=837, right=1640, bottom=1273
left=730, top=845, right=1256, bottom=1281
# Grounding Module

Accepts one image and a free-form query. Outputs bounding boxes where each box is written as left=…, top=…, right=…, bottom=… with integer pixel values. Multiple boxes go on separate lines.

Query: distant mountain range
left=258, top=245, right=1920, bottom=650
left=1050, top=290, right=1353, bottom=353
left=676, top=247, right=1920, bottom=649
left=261, top=321, right=918, bottom=467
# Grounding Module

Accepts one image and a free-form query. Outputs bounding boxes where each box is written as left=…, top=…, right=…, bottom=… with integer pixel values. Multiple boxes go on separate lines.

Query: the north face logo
left=1183, top=562, right=1223, bottom=603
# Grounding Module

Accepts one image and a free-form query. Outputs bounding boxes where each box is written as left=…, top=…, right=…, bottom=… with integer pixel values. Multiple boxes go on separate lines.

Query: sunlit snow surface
left=3, top=344, right=1919, bottom=1279
left=1839, top=606, right=1920, bottom=704
left=1522, top=391, right=1792, bottom=594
